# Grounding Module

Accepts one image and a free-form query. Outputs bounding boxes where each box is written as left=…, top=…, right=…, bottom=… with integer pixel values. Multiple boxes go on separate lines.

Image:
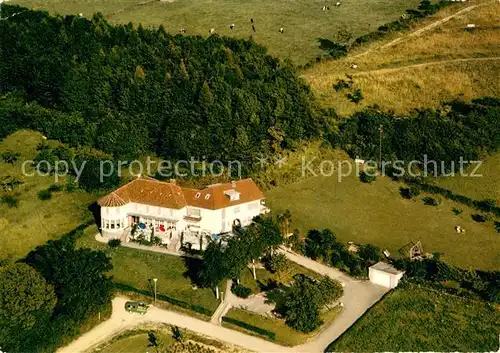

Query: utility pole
left=378, top=124, right=384, bottom=170
left=153, top=278, right=158, bottom=303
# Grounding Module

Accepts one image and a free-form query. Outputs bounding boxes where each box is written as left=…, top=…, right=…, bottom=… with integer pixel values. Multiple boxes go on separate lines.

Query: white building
left=368, top=262, right=405, bottom=289
left=97, top=177, right=268, bottom=250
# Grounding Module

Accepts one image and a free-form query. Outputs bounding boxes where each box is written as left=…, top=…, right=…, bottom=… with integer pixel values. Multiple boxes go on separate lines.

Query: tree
left=277, top=209, right=292, bottom=237
left=305, top=228, right=336, bottom=261
left=199, top=241, right=228, bottom=291
left=25, top=236, right=113, bottom=321
left=358, top=244, right=382, bottom=264
left=283, top=275, right=323, bottom=332
left=1, top=150, right=21, bottom=165
left=0, top=263, right=56, bottom=328
left=264, top=252, right=288, bottom=275
left=0, top=263, right=57, bottom=351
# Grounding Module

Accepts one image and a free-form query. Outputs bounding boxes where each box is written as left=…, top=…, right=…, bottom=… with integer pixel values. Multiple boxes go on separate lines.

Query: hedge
left=114, top=282, right=213, bottom=317
left=404, top=178, right=500, bottom=216
left=222, top=316, right=276, bottom=340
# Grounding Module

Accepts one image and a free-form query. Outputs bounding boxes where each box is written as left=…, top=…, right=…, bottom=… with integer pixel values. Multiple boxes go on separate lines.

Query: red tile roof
left=98, top=178, right=264, bottom=210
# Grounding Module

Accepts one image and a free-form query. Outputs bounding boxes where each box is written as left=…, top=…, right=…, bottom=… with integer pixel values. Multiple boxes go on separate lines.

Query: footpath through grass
left=328, top=283, right=500, bottom=352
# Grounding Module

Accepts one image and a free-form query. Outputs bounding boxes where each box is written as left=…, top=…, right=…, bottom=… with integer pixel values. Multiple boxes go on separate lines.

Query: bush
left=423, top=196, right=440, bottom=206
left=347, top=89, right=364, bottom=104
left=48, top=183, right=64, bottom=192
left=222, top=316, right=276, bottom=340
left=471, top=213, right=492, bottom=223
left=108, top=239, right=121, bottom=248
left=359, top=171, right=376, bottom=183
left=231, top=283, right=252, bottom=298
left=38, top=189, right=52, bottom=200
left=1, top=195, right=19, bottom=208
left=452, top=207, right=463, bottom=215
left=65, top=181, right=78, bottom=192
left=333, top=79, right=351, bottom=92
left=263, top=253, right=288, bottom=274
left=494, top=221, right=500, bottom=233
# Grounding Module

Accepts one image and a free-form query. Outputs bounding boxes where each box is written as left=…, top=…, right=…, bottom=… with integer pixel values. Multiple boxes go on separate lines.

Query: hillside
left=0, top=5, right=319, bottom=165
left=304, top=0, right=500, bottom=115
left=11, top=0, right=420, bottom=64
left=327, top=283, right=500, bottom=352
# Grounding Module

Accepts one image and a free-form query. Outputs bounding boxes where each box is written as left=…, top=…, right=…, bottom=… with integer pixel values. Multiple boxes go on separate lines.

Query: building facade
left=97, top=177, right=268, bottom=250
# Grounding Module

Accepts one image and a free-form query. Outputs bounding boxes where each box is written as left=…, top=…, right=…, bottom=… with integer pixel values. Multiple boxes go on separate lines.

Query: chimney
left=231, top=180, right=236, bottom=188
left=170, top=179, right=176, bottom=185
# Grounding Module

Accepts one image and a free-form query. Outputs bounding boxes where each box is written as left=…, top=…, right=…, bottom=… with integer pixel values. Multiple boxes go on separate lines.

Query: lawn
left=223, top=306, right=342, bottom=346
left=239, top=261, right=321, bottom=294
left=328, top=283, right=500, bottom=352
left=11, top=0, right=419, bottom=65
left=303, top=0, right=500, bottom=114
left=265, top=171, right=500, bottom=270
left=94, top=329, right=175, bottom=353
left=92, top=325, right=236, bottom=353
left=430, top=153, right=500, bottom=202
left=77, top=228, right=220, bottom=315
left=0, top=130, right=102, bottom=263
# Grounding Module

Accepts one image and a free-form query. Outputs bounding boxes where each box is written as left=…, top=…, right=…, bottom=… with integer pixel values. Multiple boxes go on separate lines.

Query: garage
left=369, top=262, right=405, bottom=289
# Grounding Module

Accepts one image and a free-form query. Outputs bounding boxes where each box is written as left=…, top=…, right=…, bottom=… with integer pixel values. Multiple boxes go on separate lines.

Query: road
left=58, top=250, right=389, bottom=353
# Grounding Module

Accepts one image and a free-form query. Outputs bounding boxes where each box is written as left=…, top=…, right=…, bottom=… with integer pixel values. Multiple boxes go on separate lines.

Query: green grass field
left=77, top=228, right=220, bottom=314
left=265, top=171, right=500, bottom=270
left=328, top=283, right=500, bottom=352
left=431, top=153, right=500, bottom=202
left=11, top=0, right=419, bottom=64
left=95, top=329, right=175, bottom=353
left=0, top=130, right=101, bottom=262
left=224, top=305, right=342, bottom=346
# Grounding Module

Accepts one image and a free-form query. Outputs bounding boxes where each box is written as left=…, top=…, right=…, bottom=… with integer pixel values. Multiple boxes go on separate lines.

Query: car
left=125, top=301, right=149, bottom=315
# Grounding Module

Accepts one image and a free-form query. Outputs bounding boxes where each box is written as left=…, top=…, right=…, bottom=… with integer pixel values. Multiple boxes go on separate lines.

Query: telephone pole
left=378, top=124, right=383, bottom=170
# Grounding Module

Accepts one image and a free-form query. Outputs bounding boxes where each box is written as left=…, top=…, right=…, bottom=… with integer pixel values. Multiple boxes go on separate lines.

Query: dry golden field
left=303, top=0, right=500, bottom=115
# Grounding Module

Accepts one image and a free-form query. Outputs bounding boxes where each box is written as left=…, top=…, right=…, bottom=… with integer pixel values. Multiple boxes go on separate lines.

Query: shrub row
left=113, top=282, right=213, bottom=317
left=222, top=316, right=276, bottom=340
left=405, top=178, right=500, bottom=216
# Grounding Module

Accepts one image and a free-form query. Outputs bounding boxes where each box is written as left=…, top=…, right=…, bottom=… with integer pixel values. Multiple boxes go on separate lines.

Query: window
left=187, top=207, right=201, bottom=217
left=205, top=194, right=211, bottom=200
left=195, top=192, right=201, bottom=199
left=111, top=221, right=115, bottom=229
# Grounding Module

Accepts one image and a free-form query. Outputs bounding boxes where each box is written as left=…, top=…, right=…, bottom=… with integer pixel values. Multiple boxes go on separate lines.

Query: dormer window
left=195, top=192, right=201, bottom=199
left=224, top=189, right=240, bottom=201
left=205, top=194, right=211, bottom=200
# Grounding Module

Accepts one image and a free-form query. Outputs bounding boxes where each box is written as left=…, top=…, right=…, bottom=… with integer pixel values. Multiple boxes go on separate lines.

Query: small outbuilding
left=369, top=262, right=404, bottom=289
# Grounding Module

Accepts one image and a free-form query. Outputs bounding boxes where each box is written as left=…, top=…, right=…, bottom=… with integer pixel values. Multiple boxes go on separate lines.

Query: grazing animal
left=279, top=27, right=284, bottom=33
left=326, top=6, right=330, bottom=9
left=322, top=5, right=327, bottom=10
left=250, top=18, right=254, bottom=23
left=252, top=24, right=256, bottom=32
left=209, top=28, right=215, bottom=34
left=179, top=28, right=187, bottom=33
left=78, top=13, right=84, bottom=17
left=350, top=63, right=358, bottom=69
left=335, top=2, right=341, bottom=6
left=229, top=24, right=235, bottom=30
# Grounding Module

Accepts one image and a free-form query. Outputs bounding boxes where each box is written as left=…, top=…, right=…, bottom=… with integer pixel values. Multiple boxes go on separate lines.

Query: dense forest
left=0, top=5, right=322, bottom=167
left=331, top=98, right=500, bottom=175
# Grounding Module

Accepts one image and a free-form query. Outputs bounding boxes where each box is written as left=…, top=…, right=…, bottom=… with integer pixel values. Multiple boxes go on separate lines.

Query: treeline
left=393, top=257, right=500, bottom=303
left=0, top=5, right=321, bottom=168
left=0, top=232, right=113, bottom=353
left=330, top=98, right=500, bottom=175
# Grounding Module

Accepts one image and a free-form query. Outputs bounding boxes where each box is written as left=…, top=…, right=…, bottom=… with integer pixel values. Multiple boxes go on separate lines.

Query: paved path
left=280, top=248, right=390, bottom=352
left=58, top=297, right=293, bottom=353
left=58, top=246, right=389, bottom=353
